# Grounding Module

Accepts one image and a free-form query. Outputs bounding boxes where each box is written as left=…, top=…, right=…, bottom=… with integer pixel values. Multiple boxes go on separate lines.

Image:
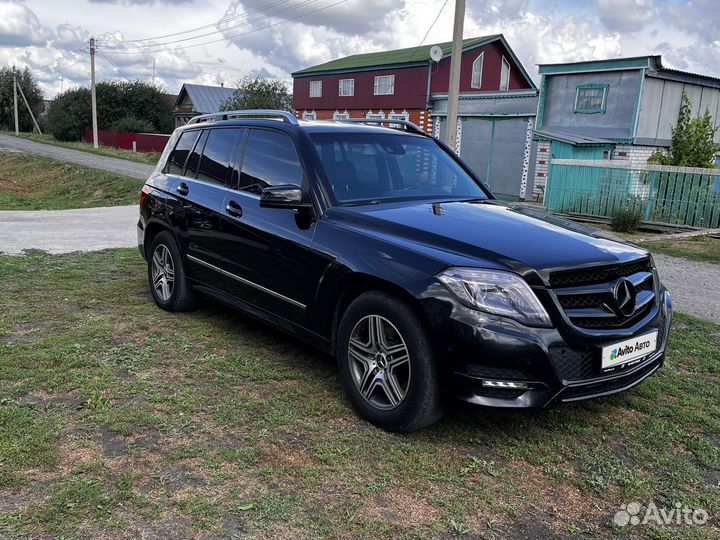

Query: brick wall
left=611, top=144, right=662, bottom=166
left=533, top=140, right=551, bottom=190
left=294, top=108, right=433, bottom=133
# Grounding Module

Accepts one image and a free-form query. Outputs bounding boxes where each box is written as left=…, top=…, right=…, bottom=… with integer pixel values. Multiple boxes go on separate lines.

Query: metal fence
left=545, top=159, right=720, bottom=228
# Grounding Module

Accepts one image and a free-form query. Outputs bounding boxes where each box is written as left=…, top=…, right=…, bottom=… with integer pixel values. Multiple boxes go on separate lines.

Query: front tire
left=147, top=231, right=197, bottom=312
left=337, top=291, right=445, bottom=432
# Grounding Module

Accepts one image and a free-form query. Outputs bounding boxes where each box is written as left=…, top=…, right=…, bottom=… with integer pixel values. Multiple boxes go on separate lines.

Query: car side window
left=165, top=130, right=200, bottom=175
left=238, top=129, right=304, bottom=194
left=197, top=128, right=241, bottom=186
left=184, top=130, right=208, bottom=178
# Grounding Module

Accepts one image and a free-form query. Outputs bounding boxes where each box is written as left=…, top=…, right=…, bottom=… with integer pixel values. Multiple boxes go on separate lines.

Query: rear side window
left=165, top=130, right=199, bottom=175
left=185, top=131, right=208, bottom=178
left=197, top=128, right=241, bottom=185
left=238, top=129, right=304, bottom=194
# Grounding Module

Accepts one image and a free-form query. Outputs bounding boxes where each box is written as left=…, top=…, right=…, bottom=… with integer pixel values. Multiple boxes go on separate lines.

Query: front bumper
left=424, top=287, right=673, bottom=409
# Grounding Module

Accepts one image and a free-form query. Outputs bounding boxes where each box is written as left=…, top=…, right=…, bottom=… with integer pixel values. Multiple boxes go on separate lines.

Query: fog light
left=481, top=380, right=531, bottom=390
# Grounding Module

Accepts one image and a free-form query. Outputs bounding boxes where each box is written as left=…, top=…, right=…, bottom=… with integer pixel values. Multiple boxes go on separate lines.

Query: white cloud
left=0, top=0, right=52, bottom=46
left=597, top=0, right=656, bottom=32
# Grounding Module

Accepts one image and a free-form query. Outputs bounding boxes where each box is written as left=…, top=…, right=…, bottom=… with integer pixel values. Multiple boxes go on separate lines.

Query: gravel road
left=0, top=133, right=155, bottom=180
left=653, top=254, right=720, bottom=324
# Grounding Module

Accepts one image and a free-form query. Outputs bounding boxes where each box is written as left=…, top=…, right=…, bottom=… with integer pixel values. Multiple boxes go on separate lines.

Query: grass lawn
left=1, top=249, right=718, bottom=539
left=7, top=132, right=162, bottom=166
left=643, top=236, right=720, bottom=264
left=0, top=151, right=143, bottom=210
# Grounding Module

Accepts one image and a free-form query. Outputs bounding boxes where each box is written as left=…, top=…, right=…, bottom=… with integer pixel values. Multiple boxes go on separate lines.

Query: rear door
left=177, top=127, right=243, bottom=283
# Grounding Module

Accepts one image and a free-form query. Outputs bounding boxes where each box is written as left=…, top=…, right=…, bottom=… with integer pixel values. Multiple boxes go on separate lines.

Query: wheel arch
left=143, top=219, right=177, bottom=259
left=330, top=273, right=433, bottom=356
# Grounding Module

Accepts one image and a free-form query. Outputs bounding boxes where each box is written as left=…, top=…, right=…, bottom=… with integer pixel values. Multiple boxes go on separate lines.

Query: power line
left=100, top=0, right=349, bottom=54
left=112, top=0, right=294, bottom=44
left=407, top=0, right=450, bottom=61
left=97, top=48, right=129, bottom=79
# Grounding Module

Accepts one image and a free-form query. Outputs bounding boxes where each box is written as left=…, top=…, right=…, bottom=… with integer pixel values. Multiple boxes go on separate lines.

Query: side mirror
left=259, top=184, right=313, bottom=211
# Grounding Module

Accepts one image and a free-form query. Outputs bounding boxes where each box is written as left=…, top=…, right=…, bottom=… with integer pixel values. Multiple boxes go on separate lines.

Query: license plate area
left=601, top=331, right=658, bottom=371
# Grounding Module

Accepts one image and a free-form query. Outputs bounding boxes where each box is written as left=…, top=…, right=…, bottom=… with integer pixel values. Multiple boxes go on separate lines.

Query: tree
left=0, top=67, right=44, bottom=132
left=220, top=76, right=291, bottom=112
left=47, top=80, right=173, bottom=141
left=649, top=91, right=718, bottom=168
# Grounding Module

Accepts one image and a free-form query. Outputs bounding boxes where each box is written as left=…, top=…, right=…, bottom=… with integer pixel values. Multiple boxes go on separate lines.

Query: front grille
left=550, top=258, right=657, bottom=329
left=561, top=360, right=660, bottom=400
left=549, top=259, right=651, bottom=288
left=549, top=346, right=595, bottom=381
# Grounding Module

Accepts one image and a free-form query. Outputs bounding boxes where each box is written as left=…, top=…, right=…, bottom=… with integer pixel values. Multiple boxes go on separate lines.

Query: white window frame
left=471, top=52, right=484, bottom=89
left=309, top=80, right=322, bottom=98
left=302, top=110, right=317, bottom=120
left=365, top=111, right=385, bottom=120
left=500, top=56, right=511, bottom=91
left=338, top=78, right=354, bottom=97
left=388, top=110, right=409, bottom=122
left=373, top=75, right=395, bottom=96
left=333, top=111, right=350, bottom=120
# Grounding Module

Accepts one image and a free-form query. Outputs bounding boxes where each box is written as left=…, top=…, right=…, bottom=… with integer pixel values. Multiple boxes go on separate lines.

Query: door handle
left=226, top=200, right=243, bottom=218
left=177, top=182, right=189, bottom=196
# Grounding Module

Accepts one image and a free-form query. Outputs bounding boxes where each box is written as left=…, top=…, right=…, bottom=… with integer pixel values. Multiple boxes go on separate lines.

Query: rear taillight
left=140, top=184, right=151, bottom=209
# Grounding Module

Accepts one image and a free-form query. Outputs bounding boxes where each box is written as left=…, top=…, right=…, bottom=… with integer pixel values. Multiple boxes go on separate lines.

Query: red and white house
left=292, top=35, right=540, bottom=198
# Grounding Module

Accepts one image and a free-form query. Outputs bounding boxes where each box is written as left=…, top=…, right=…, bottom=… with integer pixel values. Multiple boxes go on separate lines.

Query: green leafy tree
left=47, top=80, right=173, bottom=141
left=0, top=67, right=44, bottom=132
left=649, top=91, right=718, bottom=168
left=220, top=76, right=291, bottom=112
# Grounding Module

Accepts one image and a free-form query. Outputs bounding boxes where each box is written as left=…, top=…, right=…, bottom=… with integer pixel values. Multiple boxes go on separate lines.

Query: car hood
left=327, top=200, right=648, bottom=274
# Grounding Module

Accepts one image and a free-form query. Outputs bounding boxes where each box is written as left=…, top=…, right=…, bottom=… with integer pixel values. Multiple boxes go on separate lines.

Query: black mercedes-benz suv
left=138, top=110, right=672, bottom=432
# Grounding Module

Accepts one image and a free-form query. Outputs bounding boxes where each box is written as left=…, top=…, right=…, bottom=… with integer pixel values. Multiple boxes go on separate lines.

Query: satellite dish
left=429, top=45, right=443, bottom=63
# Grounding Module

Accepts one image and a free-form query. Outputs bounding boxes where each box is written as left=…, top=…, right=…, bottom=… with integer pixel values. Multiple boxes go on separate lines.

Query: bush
left=110, top=116, right=156, bottom=133
left=612, top=201, right=643, bottom=233
left=47, top=87, right=92, bottom=141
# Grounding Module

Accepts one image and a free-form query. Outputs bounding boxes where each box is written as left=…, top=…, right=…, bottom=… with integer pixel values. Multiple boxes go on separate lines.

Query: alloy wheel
left=348, top=315, right=411, bottom=410
left=151, top=244, right=175, bottom=302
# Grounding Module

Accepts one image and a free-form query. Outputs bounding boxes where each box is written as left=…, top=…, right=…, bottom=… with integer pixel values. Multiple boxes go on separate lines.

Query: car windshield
left=310, top=132, right=488, bottom=205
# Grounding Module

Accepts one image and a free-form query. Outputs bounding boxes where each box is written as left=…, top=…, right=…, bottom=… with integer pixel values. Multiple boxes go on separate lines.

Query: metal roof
left=292, top=35, right=500, bottom=76
left=533, top=128, right=616, bottom=146
left=176, top=84, right=238, bottom=114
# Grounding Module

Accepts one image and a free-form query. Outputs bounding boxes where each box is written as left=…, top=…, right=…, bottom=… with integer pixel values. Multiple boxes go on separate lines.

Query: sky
left=0, top=0, right=718, bottom=99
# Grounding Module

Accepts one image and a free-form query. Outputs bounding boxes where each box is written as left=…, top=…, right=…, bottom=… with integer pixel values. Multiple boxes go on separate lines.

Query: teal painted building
left=531, top=55, right=720, bottom=195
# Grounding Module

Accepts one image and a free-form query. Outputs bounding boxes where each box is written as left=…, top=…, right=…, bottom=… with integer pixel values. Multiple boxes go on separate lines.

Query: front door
left=216, top=127, right=324, bottom=327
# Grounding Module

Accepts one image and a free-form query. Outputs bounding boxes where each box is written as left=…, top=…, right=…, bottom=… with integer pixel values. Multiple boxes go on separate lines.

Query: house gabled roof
left=173, top=83, right=238, bottom=114
left=538, top=55, right=720, bottom=89
left=292, top=34, right=536, bottom=89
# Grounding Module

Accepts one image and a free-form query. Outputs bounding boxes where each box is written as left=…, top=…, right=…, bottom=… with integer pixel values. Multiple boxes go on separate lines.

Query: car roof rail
left=187, top=110, right=299, bottom=126
left=336, top=118, right=428, bottom=136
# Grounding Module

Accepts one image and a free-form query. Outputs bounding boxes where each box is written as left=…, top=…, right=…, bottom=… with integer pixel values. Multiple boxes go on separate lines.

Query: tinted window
left=197, top=128, right=241, bottom=185
left=311, top=132, right=488, bottom=204
left=166, top=130, right=199, bottom=175
left=185, top=130, right=208, bottom=178
left=239, top=129, right=303, bottom=194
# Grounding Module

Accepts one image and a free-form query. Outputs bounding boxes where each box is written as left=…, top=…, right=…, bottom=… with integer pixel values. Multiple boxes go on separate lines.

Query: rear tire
left=147, top=231, right=197, bottom=312
left=337, top=291, right=445, bottom=432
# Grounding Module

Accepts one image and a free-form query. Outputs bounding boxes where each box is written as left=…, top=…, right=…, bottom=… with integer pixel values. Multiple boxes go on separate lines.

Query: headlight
left=437, top=267, right=552, bottom=327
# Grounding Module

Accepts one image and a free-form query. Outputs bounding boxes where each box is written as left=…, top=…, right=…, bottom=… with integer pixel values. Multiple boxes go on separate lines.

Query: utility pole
left=16, top=81, right=42, bottom=135
left=90, top=36, right=99, bottom=149
left=12, top=66, right=19, bottom=136
left=445, top=0, right=465, bottom=152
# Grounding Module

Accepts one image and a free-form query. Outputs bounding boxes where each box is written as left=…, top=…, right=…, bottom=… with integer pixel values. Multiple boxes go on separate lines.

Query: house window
left=575, top=84, right=609, bottom=114
left=309, top=80, right=322, bottom=98
left=500, top=56, right=510, bottom=91
left=366, top=111, right=385, bottom=120
left=333, top=111, right=350, bottom=120
left=338, top=79, right=354, bottom=97
left=471, top=52, right=484, bottom=89
left=302, top=110, right=317, bottom=120
left=374, top=75, right=395, bottom=95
